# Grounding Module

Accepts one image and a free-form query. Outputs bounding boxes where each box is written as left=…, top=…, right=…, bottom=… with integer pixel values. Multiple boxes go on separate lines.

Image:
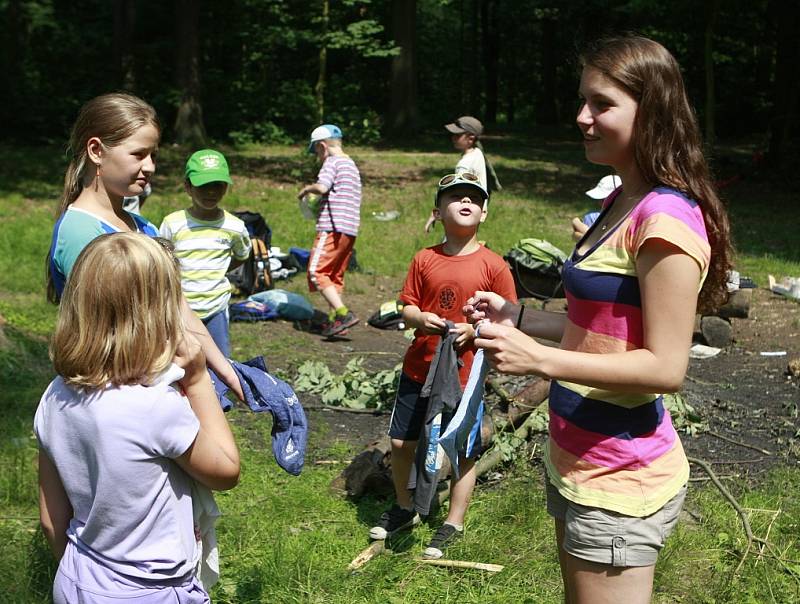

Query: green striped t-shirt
left=159, top=210, right=251, bottom=318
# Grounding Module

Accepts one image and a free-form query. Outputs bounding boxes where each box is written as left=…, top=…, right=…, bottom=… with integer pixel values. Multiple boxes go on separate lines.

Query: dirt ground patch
left=681, top=288, right=800, bottom=480
left=247, top=280, right=800, bottom=479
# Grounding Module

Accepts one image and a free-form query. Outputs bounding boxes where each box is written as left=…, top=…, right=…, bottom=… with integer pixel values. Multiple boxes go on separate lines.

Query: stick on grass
left=348, top=540, right=385, bottom=571
left=416, top=559, right=504, bottom=572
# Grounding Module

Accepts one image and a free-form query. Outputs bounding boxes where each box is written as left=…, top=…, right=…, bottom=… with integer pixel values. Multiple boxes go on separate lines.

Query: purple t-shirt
left=34, top=373, right=200, bottom=581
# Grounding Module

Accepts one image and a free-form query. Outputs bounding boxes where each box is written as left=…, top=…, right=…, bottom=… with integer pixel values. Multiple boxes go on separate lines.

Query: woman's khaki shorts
left=545, top=475, right=686, bottom=567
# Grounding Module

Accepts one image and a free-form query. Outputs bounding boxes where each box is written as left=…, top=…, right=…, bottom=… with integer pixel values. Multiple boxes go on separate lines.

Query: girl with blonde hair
left=466, top=35, right=732, bottom=603
left=37, top=233, right=239, bottom=603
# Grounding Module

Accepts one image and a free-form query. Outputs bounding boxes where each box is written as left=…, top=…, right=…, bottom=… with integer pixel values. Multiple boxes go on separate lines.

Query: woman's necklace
left=597, top=184, right=651, bottom=234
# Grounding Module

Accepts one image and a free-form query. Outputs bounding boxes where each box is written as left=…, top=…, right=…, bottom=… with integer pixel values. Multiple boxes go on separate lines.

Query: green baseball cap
left=185, top=149, right=233, bottom=187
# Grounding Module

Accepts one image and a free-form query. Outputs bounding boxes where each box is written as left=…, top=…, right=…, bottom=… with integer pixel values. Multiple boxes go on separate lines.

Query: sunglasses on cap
left=438, top=172, right=480, bottom=187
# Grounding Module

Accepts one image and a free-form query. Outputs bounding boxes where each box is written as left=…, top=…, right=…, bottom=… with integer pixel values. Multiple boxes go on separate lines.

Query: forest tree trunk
left=766, top=0, right=800, bottom=170
left=481, top=0, right=499, bottom=124
left=704, top=0, right=719, bottom=147
left=315, top=0, right=330, bottom=124
left=468, top=0, right=480, bottom=115
left=113, top=0, right=136, bottom=90
left=389, top=0, right=418, bottom=133
left=174, top=0, right=208, bottom=146
left=537, top=13, right=558, bottom=125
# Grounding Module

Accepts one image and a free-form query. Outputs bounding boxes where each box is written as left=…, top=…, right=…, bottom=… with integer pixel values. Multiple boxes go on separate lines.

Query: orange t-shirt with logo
left=399, top=244, right=517, bottom=387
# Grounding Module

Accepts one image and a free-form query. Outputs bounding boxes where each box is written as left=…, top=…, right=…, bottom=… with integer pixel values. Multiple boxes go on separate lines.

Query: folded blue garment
left=208, top=357, right=307, bottom=476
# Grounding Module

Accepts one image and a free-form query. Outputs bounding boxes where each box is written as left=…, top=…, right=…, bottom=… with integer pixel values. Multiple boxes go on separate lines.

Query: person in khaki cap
left=425, top=116, right=500, bottom=233
left=445, top=116, right=487, bottom=190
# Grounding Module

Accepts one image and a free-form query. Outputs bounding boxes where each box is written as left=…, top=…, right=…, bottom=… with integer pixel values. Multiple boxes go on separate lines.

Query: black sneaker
left=321, top=311, right=359, bottom=338
left=422, top=523, right=463, bottom=559
left=369, top=504, right=419, bottom=540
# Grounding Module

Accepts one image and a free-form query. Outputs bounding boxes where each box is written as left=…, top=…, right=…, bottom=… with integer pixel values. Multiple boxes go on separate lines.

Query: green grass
left=0, top=136, right=798, bottom=602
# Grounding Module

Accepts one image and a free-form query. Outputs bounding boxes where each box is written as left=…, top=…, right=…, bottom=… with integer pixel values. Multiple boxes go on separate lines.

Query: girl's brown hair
left=51, top=233, right=183, bottom=389
left=46, top=93, right=160, bottom=302
left=581, top=35, right=733, bottom=313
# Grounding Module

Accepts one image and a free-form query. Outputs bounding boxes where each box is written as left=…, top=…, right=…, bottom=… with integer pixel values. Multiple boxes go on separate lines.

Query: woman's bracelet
left=516, top=304, right=525, bottom=329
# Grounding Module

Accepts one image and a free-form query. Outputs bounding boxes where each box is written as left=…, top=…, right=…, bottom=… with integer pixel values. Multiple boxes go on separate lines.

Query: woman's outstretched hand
left=474, top=322, right=546, bottom=376
left=463, top=291, right=517, bottom=326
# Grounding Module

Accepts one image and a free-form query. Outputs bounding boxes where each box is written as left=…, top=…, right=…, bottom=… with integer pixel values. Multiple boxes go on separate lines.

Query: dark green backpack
left=504, top=238, right=567, bottom=300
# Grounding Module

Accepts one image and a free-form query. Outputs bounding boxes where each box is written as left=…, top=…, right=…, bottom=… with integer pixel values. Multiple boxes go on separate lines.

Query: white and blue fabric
left=436, top=348, right=489, bottom=479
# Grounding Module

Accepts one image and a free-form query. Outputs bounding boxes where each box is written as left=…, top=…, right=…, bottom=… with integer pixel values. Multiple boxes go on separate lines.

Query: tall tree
left=0, top=0, right=24, bottom=137
left=468, top=0, right=481, bottom=114
left=389, top=0, right=419, bottom=132
left=480, top=0, right=499, bottom=124
left=113, top=0, right=136, bottom=90
left=704, top=0, right=719, bottom=146
left=766, top=0, right=799, bottom=170
left=174, top=0, right=208, bottom=146
left=537, top=7, right=559, bottom=125
left=315, top=0, right=330, bottom=124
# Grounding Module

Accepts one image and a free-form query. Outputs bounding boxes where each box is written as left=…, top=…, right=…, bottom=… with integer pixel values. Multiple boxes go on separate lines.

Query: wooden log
left=700, top=315, right=733, bottom=348
left=348, top=540, right=385, bottom=570
left=493, top=378, right=550, bottom=430
left=330, top=436, right=394, bottom=499
left=416, top=559, right=504, bottom=572
left=717, top=289, right=752, bottom=319
left=330, top=396, right=547, bottom=505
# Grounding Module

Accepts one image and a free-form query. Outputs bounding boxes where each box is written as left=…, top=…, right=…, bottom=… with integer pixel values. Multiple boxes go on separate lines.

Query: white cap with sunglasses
left=436, top=172, right=488, bottom=204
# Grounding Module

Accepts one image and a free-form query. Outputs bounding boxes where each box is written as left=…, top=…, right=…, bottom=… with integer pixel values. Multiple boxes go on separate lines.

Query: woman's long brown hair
left=46, top=93, right=159, bottom=303
left=582, top=35, right=733, bottom=313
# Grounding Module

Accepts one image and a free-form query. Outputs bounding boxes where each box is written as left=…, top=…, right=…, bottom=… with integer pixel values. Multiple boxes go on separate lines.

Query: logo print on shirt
left=439, top=284, right=458, bottom=311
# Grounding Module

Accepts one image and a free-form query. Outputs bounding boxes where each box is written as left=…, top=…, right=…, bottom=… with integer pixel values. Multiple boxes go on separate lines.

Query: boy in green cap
left=160, top=149, right=252, bottom=357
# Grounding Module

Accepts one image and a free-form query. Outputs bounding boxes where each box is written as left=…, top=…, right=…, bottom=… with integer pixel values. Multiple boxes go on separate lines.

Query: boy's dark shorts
left=388, top=372, right=486, bottom=458
left=388, top=373, right=428, bottom=440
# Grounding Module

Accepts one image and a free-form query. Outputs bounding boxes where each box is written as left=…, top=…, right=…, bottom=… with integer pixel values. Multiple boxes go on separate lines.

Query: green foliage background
left=0, top=0, right=794, bottom=152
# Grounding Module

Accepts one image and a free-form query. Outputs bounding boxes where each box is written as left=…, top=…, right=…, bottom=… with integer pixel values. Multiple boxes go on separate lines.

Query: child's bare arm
left=38, top=451, right=72, bottom=559
left=181, top=298, right=243, bottom=401
left=174, top=332, right=241, bottom=491
left=424, top=210, right=438, bottom=233
left=297, top=183, right=329, bottom=200
left=402, top=304, right=447, bottom=335
left=571, top=217, right=589, bottom=242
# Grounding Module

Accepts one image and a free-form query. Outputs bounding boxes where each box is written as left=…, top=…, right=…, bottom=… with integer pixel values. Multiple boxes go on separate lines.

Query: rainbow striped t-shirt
left=545, top=186, right=711, bottom=517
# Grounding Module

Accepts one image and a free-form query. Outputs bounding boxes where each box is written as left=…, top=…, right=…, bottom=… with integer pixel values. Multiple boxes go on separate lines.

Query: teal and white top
left=48, top=207, right=158, bottom=298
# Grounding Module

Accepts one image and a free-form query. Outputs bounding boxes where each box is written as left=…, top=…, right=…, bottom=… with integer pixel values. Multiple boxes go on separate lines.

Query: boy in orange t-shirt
left=369, top=173, right=517, bottom=559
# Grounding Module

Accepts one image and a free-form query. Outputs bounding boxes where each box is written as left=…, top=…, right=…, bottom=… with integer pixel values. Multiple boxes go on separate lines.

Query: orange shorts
left=307, top=231, right=356, bottom=293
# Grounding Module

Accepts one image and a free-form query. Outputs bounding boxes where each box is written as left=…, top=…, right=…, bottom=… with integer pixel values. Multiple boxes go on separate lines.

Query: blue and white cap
left=308, top=124, right=342, bottom=153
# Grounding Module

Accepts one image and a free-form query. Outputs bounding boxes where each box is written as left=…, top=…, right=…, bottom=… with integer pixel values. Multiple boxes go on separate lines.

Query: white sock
left=444, top=522, right=463, bottom=532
